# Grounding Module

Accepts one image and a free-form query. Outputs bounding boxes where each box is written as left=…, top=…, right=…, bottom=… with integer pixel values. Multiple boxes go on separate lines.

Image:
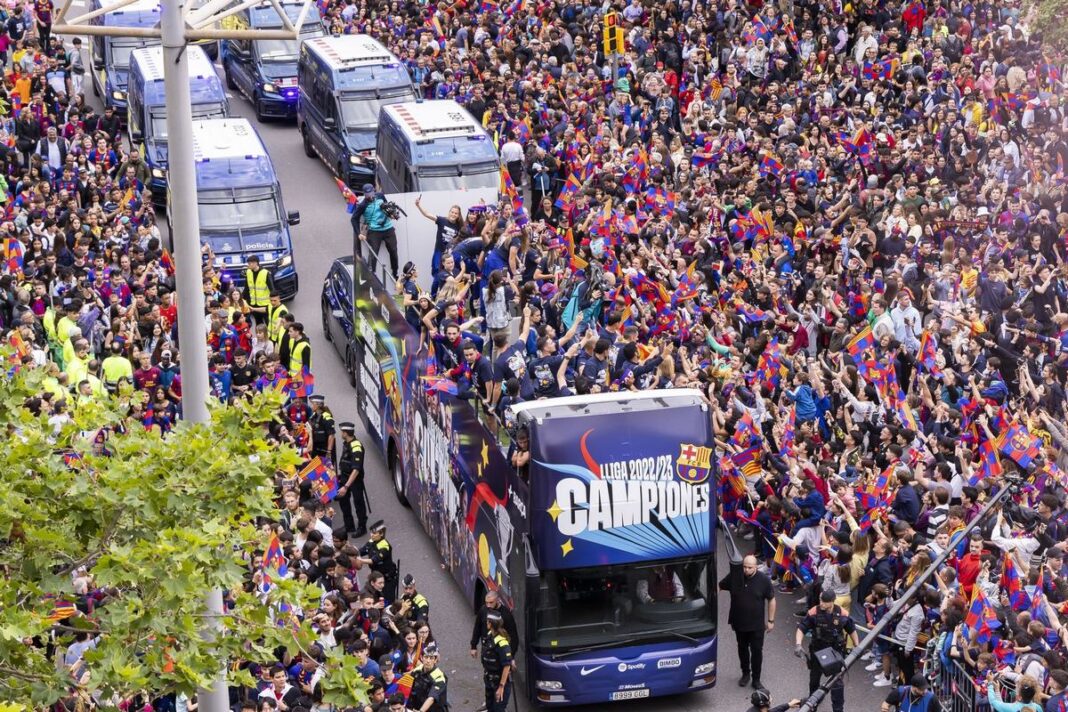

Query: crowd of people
left=3, top=0, right=1068, bottom=707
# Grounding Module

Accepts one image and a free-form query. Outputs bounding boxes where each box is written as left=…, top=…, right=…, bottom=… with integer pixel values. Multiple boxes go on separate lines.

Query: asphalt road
left=137, top=63, right=890, bottom=711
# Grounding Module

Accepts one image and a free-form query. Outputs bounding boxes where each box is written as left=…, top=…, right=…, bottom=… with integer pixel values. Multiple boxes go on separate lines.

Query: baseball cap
left=362, top=183, right=375, bottom=194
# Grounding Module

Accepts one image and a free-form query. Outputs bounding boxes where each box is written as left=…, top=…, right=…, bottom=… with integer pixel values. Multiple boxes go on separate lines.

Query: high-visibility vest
left=267, top=303, right=289, bottom=343
left=246, top=267, right=271, bottom=307
left=289, top=339, right=310, bottom=374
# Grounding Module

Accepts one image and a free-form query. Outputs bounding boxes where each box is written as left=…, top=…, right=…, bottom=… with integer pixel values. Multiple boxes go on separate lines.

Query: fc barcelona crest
left=677, top=443, right=713, bottom=484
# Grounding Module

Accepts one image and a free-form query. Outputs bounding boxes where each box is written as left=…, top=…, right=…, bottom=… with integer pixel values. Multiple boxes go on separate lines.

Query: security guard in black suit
left=794, top=590, right=859, bottom=712
left=308, top=394, right=336, bottom=462
left=480, top=610, right=513, bottom=712
left=359, top=521, right=398, bottom=602
left=400, top=573, right=430, bottom=624
left=336, top=422, right=368, bottom=536
left=406, top=642, right=449, bottom=712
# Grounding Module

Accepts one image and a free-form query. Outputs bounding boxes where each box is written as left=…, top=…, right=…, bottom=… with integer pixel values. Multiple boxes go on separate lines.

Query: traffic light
left=603, top=12, right=621, bottom=56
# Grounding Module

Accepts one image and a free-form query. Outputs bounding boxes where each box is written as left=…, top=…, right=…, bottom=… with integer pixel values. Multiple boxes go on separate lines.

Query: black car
left=321, top=255, right=357, bottom=386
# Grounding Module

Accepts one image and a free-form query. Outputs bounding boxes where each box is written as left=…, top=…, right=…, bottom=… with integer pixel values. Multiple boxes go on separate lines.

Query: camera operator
left=746, top=689, right=801, bottom=712
left=352, top=183, right=399, bottom=277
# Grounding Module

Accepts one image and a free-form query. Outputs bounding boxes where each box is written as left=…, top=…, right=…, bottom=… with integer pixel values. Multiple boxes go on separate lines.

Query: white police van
left=127, top=45, right=228, bottom=202
left=297, top=34, right=416, bottom=187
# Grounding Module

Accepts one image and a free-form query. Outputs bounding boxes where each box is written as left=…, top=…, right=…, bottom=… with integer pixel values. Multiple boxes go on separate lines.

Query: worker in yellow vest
left=265, top=292, right=289, bottom=345
left=101, top=342, right=134, bottom=392
left=287, top=322, right=312, bottom=376
left=243, top=256, right=275, bottom=325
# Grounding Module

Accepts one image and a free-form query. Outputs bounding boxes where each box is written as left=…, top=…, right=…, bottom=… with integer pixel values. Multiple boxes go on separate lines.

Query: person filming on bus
left=352, top=183, right=399, bottom=277
left=636, top=564, right=684, bottom=604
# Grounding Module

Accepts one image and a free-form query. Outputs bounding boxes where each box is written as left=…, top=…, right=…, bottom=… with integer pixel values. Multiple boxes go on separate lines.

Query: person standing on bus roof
left=413, top=195, right=464, bottom=274
left=352, top=184, right=399, bottom=277
left=720, top=555, right=776, bottom=692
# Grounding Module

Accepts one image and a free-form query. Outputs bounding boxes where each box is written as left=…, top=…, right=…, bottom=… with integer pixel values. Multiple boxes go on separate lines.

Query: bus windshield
left=197, top=189, right=281, bottom=231
left=417, top=164, right=500, bottom=192
left=149, top=103, right=226, bottom=140
left=533, top=556, right=714, bottom=653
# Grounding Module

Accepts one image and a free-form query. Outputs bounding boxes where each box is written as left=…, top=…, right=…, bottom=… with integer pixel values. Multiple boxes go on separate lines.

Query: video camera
left=381, top=199, right=407, bottom=221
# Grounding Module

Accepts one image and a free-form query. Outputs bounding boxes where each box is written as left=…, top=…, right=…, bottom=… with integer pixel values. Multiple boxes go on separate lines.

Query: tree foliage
left=0, top=364, right=369, bottom=707
left=1034, top=0, right=1068, bottom=52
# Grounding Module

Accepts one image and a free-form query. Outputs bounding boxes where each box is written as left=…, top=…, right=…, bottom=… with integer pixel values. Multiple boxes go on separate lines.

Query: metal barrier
left=931, top=658, right=1017, bottom=712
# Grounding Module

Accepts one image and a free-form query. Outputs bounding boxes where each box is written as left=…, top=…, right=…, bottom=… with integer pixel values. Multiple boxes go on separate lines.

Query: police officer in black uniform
left=400, top=573, right=430, bottom=624
left=480, top=610, right=513, bottom=712
left=359, top=521, right=399, bottom=602
left=794, top=590, right=859, bottom=712
left=336, top=421, right=368, bottom=536
left=308, top=394, right=336, bottom=462
left=406, top=642, right=448, bottom=712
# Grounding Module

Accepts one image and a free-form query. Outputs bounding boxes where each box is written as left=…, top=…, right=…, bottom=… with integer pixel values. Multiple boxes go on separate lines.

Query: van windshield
left=197, top=189, right=281, bottom=231
left=417, top=165, right=500, bottom=192
left=150, top=103, right=226, bottom=141
left=256, top=38, right=299, bottom=62
left=109, top=40, right=147, bottom=69
left=339, top=91, right=413, bottom=130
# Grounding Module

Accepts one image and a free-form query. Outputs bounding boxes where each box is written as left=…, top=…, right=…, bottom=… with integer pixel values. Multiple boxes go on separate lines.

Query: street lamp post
left=52, top=2, right=314, bottom=710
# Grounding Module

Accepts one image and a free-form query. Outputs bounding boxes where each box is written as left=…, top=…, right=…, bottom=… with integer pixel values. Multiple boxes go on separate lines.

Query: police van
left=88, top=0, right=160, bottom=114
left=128, top=45, right=228, bottom=202
left=175, top=119, right=302, bottom=299
left=297, top=34, right=416, bottom=187
left=220, top=1, right=323, bottom=121
left=370, top=100, right=500, bottom=279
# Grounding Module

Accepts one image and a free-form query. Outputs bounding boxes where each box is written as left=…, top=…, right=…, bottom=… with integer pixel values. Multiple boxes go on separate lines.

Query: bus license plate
left=610, top=690, right=650, bottom=701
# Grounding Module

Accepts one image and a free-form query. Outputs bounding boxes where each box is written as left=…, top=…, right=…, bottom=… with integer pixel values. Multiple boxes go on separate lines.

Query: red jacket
left=955, top=551, right=984, bottom=598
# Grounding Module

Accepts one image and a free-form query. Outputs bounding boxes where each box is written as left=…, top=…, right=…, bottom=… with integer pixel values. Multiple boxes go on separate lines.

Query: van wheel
left=302, top=128, right=315, bottom=158
left=255, top=100, right=268, bottom=123
left=392, top=452, right=409, bottom=507
left=224, top=66, right=236, bottom=91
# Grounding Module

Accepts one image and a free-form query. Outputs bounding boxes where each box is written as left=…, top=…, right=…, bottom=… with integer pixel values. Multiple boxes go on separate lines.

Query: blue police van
left=127, top=45, right=228, bottom=203
left=220, top=1, right=323, bottom=121
left=88, top=0, right=160, bottom=114
left=297, top=34, right=416, bottom=187
left=174, top=118, right=302, bottom=299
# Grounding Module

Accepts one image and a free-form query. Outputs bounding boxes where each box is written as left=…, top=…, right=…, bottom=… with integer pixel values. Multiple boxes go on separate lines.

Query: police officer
left=400, top=574, right=430, bottom=624
left=795, top=590, right=858, bottom=712
left=746, top=689, right=802, bottom=712
left=406, top=642, right=448, bottom=712
left=479, top=610, right=513, bottom=712
left=309, top=394, right=336, bottom=462
left=243, top=255, right=275, bottom=325
left=359, top=521, right=398, bottom=602
left=337, top=421, right=368, bottom=536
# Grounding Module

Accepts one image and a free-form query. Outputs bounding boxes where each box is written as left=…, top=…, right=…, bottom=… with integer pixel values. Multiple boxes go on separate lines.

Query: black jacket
left=469, top=603, right=518, bottom=651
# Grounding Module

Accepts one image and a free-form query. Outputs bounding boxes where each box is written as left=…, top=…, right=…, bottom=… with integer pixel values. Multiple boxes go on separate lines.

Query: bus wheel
left=302, top=127, right=315, bottom=158
left=392, top=451, right=409, bottom=507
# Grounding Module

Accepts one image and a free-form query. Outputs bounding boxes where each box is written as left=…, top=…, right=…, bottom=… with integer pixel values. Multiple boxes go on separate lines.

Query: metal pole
left=161, top=3, right=226, bottom=712
left=796, top=481, right=1017, bottom=712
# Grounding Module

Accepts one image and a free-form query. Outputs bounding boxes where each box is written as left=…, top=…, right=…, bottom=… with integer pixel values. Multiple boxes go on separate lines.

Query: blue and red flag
left=292, top=367, right=315, bottom=398
left=845, top=325, right=876, bottom=365
left=421, top=374, right=460, bottom=395
left=918, top=330, right=943, bottom=377
left=732, top=412, right=761, bottom=449
left=759, top=153, right=784, bottom=178
left=963, top=588, right=1000, bottom=643
left=264, top=532, right=289, bottom=577
left=335, top=177, right=358, bottom=213
left=731, top=445, right=762, bottom=479
left=999, top=421, right=1042, bottom=469
left=1002, top=556, right=1028, bottom=611
left=972, top=438, right=1003, bottom=485
left=299, top=456, right=338, bottom=503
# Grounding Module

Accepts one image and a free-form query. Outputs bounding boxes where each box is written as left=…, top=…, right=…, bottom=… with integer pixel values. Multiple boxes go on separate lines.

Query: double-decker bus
left=333, top=246, right=721, bottom=705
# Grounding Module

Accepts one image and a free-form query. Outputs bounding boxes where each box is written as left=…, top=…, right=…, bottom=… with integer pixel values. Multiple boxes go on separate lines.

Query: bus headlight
left=111, top=90, right=126, bottom=102
left=694, top=662, right=715, bottom=676
left=151, top=168, right=165, bottom=179
left=262, top=82, right=277, bottom=94
left=536, top=680, right=563, bottom=691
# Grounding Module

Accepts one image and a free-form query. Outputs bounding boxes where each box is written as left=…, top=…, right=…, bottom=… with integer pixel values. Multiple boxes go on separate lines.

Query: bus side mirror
left=287, top=211, right=301, bottom=226
left=323, top=117, right=336, bottom=131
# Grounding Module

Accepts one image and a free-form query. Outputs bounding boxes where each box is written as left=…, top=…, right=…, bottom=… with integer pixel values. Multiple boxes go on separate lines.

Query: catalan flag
left=730, top=445, right=762, bottom=478
left=3, top=237, right=24, bottom=275
left=704, top=76, right=723, bottom=101
left=45, top=600, right=78, bottom=622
